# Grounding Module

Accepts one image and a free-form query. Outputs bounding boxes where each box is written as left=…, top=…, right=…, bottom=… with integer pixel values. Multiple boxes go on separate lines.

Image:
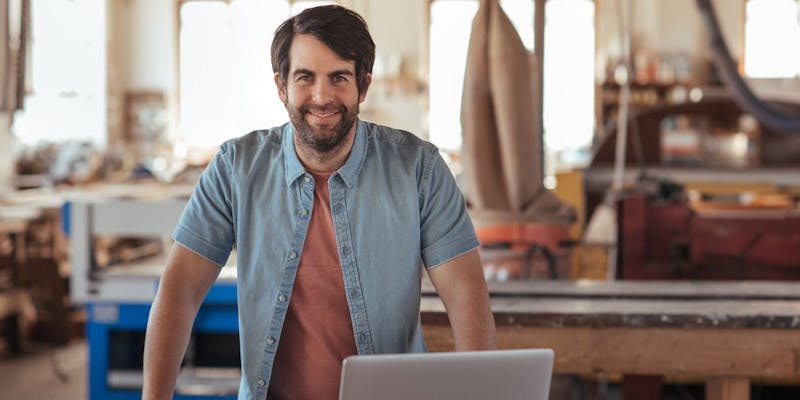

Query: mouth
left=307, top=109, right=341, bottom=125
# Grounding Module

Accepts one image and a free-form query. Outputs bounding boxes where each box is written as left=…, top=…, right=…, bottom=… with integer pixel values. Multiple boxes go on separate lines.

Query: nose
left=311, top=80, right=334, bottom=105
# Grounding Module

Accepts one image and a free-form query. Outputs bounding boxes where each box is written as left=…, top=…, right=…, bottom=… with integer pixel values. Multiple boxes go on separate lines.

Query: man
left=143, top=5, right=495, bottom=400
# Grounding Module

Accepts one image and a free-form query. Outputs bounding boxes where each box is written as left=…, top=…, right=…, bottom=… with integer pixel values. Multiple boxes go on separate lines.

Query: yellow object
left=553, top=170, right=585, bottom=240
left=571, top=244, right=610, bottom=280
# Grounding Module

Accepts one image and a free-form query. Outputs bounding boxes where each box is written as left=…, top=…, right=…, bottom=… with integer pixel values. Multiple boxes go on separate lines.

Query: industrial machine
left=617, top=191, right=800, bottom=280
left=67, top=189, right=240, bottom=400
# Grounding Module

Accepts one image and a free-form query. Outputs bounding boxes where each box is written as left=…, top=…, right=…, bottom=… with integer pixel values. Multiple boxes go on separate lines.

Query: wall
left=106, top=0, right=427, bottom=143
left=113, top=0, right=177, bottom=91
left=350, top=0, right=428, bottom=137
left=106, top=0, right=177, bottom=149
left=101, top=0, right=799, bottom=151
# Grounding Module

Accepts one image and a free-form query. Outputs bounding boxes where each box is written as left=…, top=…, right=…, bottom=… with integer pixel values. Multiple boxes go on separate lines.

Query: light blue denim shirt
left=173, top=120, right=479, bottom=400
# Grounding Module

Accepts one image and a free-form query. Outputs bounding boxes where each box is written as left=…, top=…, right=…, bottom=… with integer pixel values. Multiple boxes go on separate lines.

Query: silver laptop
left=338, top=349, right=554, bottom=400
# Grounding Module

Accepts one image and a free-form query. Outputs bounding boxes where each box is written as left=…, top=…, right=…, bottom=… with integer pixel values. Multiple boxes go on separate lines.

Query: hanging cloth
left=460, top=0, right=574, bottom=228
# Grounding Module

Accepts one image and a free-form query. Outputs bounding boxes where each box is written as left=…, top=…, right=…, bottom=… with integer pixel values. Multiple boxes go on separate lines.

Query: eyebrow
left=291, top=69, right=354, bottom=78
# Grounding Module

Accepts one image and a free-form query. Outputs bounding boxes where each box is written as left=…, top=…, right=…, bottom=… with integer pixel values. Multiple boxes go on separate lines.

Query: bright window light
left=179, top=0, right=335, bottom=151
left=179, top=0, right=289, bottom=150
left=744, top=0, right=800, bottom=78
left=543, top=0, right=595, bottom=155
left=291, top=0, right=335, bottom=16
left=12, top=0, right=106, bottom=147
left=428, top=0, right=478, bottom=152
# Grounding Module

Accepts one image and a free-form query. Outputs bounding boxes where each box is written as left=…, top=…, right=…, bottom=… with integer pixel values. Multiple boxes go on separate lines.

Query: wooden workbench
left=420, top=280, right=800, bottom=400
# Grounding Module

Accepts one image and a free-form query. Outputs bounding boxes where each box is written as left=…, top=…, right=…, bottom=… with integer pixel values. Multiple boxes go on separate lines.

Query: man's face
left=276, top=34, right=370, bottom=154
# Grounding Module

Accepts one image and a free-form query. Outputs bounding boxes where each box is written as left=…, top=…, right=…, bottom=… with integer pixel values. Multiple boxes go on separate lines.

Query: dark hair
left=271, top=5, right=375, bottom=94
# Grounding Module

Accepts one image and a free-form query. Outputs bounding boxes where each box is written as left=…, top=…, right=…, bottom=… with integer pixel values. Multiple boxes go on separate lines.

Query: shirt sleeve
left=419, top=148, right=480, bottom=269
left=172, top=145, right=235, bottom=267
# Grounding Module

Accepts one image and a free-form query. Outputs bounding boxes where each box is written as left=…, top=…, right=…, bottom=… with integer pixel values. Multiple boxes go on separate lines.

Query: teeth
left=311, top=110, right=337, bottom=118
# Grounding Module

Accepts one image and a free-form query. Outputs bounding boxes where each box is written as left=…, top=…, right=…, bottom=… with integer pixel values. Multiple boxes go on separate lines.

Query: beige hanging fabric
left=0, top=0, right=29, bottom=113
left=460, top=0, right=574, bottom=228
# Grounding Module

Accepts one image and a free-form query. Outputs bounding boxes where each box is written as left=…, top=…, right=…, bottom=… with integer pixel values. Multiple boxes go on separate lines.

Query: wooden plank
left=422, top=324, right=800, bottom=380
left=422, top=279, right=800, bottom=301
left=421, top=296, right=800, bottom=329
left=0, top=219, right=27, bottom=234
left=706, top=378, right=750, bottom=400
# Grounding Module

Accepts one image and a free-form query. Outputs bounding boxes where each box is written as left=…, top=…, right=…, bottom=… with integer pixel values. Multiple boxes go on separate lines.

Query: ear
left=274, top=73, right=288, bottom=103
left=358, top=73, right=372, bottom=103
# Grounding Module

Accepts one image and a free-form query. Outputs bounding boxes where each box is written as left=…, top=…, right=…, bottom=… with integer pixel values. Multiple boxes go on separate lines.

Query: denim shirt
left=173, top=120, right=479, bottom=400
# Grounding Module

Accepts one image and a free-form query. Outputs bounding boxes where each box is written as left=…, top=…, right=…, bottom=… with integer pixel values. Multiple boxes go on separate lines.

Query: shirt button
left=333, top=203, right=343, bottom=213
left=358, top=333, right=368, bottom=344
left=278, top=294, right=287, bottom=302
left=303, top=176, right=311, bottom=183
left=257, top=378, right=266, bottom=387
left=342, top=246, right=351, bottom=256
left=289, top=251, right=297, bottom=259
left=350, top=289, right=360, bottom=298
left=299, top=209, right=308, bottom=217
left=267, top=336, right=276, bottom=345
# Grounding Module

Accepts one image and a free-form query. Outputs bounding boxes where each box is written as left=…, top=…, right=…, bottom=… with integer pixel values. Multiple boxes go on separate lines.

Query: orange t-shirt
left=267, top=171, right=357, bottom=400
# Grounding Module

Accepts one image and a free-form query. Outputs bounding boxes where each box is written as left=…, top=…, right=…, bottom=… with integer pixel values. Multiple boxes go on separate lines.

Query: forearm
left=445, top=279, right=497, bottom=351
left=142, top=279, right=203, bottom=400
left=428, top=249, right=497, bottom=351
left=142, top=244, right=219, bottom=400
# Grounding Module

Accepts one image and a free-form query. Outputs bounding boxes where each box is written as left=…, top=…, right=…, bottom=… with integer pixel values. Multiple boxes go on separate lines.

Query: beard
left=287, top=101, right=359, bottom=154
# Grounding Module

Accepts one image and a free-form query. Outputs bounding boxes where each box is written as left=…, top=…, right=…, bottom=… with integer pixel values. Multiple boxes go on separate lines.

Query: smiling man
left=142, top=5, right=495, bottom=400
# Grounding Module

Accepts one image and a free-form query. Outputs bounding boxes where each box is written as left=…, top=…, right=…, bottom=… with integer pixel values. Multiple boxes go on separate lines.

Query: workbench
left=421, top=280, right=800, bottom=400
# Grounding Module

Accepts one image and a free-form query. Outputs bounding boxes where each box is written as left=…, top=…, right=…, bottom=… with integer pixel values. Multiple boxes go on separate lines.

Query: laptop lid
left=338, top=349, right=554, bottom=400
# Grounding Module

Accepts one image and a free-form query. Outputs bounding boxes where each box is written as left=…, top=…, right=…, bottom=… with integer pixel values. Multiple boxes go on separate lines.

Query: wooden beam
left=423, top=324, right=800, bottom=380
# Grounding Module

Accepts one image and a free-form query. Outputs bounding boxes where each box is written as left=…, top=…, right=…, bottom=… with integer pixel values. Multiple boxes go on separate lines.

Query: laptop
left=338, top=349, right=554, bottom=400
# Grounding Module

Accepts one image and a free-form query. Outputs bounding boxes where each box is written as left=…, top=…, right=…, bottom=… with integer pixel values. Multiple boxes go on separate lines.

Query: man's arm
left=427, top=248, right=496, bottom=351
left=142, top=243, right=222, bottom=400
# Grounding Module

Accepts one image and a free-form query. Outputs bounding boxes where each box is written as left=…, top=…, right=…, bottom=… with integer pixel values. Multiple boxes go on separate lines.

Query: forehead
left=288, top=34, right=355, bottom=74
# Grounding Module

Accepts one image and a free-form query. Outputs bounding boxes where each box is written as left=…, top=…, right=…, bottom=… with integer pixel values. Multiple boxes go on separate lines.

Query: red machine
left=618, top=194, right=800, bottom=280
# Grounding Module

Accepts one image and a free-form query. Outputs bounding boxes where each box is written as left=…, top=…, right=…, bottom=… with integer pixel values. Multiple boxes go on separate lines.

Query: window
left=427, top=0, right=595, bottom=169
left=12, top=0, right=106, bottom=147
left=744, top=0, right=800, bottom=78
left=542, top=0, right=595, bottom=157
left=428, top=0, right=478, bottom=152
left=178, top=0, right=335, bottom=151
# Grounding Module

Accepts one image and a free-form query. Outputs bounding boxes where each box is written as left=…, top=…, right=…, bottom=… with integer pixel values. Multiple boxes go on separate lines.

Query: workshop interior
left=2, top=0, right=800, bottom=399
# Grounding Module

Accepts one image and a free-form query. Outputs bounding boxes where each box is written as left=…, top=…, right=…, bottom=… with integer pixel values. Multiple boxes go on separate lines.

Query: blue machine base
left=86, top=282, right=239, bottom=400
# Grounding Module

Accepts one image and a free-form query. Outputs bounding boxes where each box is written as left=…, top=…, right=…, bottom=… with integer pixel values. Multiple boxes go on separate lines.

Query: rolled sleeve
left=419, top=149, right=479, bottom=269
left=173, top=145, right=235, bottom=267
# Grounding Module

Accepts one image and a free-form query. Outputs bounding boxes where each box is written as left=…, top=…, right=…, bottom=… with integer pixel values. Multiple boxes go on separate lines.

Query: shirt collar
left=282, top=119, right=367, bottom=188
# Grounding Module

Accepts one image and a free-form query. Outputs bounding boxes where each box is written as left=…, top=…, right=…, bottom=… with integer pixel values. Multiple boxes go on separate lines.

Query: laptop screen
left=338, top=349, right=554, bottom=400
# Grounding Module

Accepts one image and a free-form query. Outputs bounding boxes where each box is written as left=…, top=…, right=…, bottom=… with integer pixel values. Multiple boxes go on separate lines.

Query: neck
left=293, top=126, right=356, bottom=173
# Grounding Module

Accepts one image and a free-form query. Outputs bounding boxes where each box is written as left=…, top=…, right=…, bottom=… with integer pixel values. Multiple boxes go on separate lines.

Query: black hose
left=695, top=0, right=800, bottom=133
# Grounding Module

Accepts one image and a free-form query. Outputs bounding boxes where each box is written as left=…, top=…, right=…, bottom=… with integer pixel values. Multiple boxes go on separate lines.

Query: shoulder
left=219, top=124, right=286, bottom=157
left=212, top=124, right=288, bottom=171
left=361, top=120, right=439, bottom=158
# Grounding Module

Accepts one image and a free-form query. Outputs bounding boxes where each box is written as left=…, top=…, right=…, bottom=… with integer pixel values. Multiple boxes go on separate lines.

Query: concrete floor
left=0, top=340, right=87, bottom=400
